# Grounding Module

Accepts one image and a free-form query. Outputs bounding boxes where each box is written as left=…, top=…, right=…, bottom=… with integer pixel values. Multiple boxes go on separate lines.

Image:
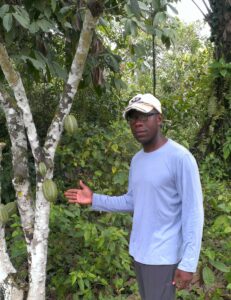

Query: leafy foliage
left=0, top=1, right=231, bottom=298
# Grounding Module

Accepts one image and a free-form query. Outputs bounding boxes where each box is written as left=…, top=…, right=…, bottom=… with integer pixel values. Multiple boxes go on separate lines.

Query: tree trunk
left=193, top=0, right=231, bottom=168
left=0, top=227, right=24, bottom=299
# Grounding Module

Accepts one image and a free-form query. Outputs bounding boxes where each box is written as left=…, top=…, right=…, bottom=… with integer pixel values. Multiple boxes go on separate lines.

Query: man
left=64, top=93, right=204, bottom=300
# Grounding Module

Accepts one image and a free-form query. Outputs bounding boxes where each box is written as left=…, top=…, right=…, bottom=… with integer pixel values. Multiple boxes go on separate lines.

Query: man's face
left=127, top=110, right=162, bottom=146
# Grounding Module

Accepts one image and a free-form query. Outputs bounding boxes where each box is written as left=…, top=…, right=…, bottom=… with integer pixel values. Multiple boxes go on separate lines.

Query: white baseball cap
left=123, top=93, right=162, bottom=119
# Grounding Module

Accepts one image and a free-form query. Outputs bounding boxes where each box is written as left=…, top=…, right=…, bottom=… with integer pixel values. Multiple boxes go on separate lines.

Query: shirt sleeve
left=176, top=153, right=204, bottom=272
left=92, top=165, right=134, bottom=212
left=92, top=192, right=133, bottom=212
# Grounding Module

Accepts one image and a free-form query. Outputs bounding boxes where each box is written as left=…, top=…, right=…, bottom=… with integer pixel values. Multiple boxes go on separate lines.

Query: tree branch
left=44, top=9, right=100, bottom=159
left=0, top=91, right=34, bottom=250
left=191, top=0, right=210, bottom=18
left=201, top=0, right=212, bottom=14
left=0, top=43, right=41, bottom=162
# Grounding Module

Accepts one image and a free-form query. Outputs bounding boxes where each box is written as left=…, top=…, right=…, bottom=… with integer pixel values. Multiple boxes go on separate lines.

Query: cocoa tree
left=0, top=1, right=102, bottom=298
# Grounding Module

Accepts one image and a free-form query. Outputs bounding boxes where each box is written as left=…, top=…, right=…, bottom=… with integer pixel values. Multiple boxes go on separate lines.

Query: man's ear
left=157, top=114, right=163, bottom=126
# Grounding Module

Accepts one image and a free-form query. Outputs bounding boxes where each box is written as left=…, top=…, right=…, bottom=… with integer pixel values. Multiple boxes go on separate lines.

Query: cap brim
left=123, top=103, right=153, bottom=119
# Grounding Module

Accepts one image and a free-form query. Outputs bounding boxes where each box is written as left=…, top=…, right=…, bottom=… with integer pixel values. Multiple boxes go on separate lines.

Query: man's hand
left=64, top=180, right=93, bottom=205
left=173, top=269, right=193, bottom=290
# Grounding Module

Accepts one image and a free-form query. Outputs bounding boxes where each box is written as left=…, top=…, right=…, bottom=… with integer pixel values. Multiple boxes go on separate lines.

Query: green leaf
left=37, top=19, right=53, bottom=32
left=64, top=210, right=75, bottom=218
left=202, top=266, right=215, bottom=286
left=13, top=12, right=30, bottom=28
left=52, top=61, right=67, bottom=80
left=111, top=144, right=118, bottom=152
left=153, top=12, right=166, bottom=26
left=213, top=215, right=229, bottom=228
left=70, top=271, right=77, bottom=285
left=59, top=6, right=73, bottom=15
left=29, top=21, right=40, bottom=33
left=21, top=55, right=46, bottom=71
left=94, top=170, right=103, bottom=177
left=34, top=51, right=47, bottom=65
left=51, top=0, right=56, bottom=12
left=130, top=20, right=138, bottom=36
left=114, top=78, right=126, bottom=90
left=0, top=4, right=9, bottom=18
left=104, top=54, right=120, bottom=72
left=64, top=21, right=72, bottom=29
left=44, top=7, right=52, bottom=19
left=78, top=278, right=85, bottom=292
left=210, top=260, right=230, bottom=273
left=152, top=0, right=160, bottom=10
left=134, top=44, right=145, bottom=56
left=138, top=2, right=150, bottom=12
left=220, top=69, right=228, bottom=77
left=3, top=13, right=13, bottom=32
left=224, top=226, right=231, bottom=233
left=130, top=0, right=141, bottom=18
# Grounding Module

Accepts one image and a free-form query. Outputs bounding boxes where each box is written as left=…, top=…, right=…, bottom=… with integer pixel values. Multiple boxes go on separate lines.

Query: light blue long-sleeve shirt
left=92, top=139, right=204, bottom=272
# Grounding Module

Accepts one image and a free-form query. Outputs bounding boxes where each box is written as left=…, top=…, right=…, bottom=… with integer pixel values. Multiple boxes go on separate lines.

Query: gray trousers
left=134, top=261, right=177, bottom=300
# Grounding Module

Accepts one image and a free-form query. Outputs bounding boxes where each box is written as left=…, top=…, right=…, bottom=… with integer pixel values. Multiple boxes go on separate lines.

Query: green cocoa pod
left=38, top=162, right=47, bottom=177
left=64, top=114, right=78, bottom=135
left=42, top=179, right=58, bottom=202
left=0, top=204, right=9, bottom=224
left=5, top=201, right=17, bottom=216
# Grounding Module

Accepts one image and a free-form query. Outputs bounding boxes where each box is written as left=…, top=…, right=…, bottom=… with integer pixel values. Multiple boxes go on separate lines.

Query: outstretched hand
left=173, top=269, right=193, bottom=290
left=64, top=180, right=93, bottom=205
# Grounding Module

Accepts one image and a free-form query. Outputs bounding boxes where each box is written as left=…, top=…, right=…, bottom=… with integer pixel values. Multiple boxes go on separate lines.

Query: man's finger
left=79, top=180, right=86, bottom=189
left=65, top=189, right=80, bottom=193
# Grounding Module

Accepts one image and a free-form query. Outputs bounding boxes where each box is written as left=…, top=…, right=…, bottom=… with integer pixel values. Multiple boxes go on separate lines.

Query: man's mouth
left=134, top=130, right=147, bottom=137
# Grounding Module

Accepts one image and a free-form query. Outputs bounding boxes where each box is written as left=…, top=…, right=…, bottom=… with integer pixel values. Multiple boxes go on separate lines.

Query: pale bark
left=0, top=92, right=34, bottom=246
left=0, top=223, right=16, bottom=282
left=1, top=277, right=23, bottom=300
left=0, top=43, right=41, bottom=162
left=27, top=9, right=99, bottom=300
left=44, top=9, right=98, bottom=160
left=0, top=226, right=24, bottom=299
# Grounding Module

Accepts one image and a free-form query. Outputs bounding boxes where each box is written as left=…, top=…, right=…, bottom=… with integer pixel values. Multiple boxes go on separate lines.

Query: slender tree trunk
left=27, top=9, right=99, bottom=299
left=152, top=33, right=156, bottom=96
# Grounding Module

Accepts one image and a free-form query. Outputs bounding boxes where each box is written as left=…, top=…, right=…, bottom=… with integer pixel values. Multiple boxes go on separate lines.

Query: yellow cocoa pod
left=0, top=204, right=9, bottom=224
left=42, top=179, right=58, bottom=202
left=38, top=162, right=47, bottom=177
left=64, top=115, right=78, bottom=135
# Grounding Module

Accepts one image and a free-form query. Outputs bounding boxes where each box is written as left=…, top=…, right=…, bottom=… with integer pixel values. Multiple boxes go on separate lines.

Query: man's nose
left=133, top=119, right=144, bottom=127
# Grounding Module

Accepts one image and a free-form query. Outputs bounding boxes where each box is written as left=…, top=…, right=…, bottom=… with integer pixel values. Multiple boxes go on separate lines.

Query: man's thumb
left=79, top=180, right=86, bottom=189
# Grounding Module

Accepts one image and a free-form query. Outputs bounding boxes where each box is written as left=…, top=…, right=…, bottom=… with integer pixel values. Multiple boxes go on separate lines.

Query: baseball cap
left=123, top=93, right=162, bottom=119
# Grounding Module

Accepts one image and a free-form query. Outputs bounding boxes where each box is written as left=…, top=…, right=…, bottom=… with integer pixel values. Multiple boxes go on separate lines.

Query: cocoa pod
left=64, top=115, right=78, bottom=136
left=38, top=162, right=47, bottom=177
left=42, top=179, right=58, bottom=202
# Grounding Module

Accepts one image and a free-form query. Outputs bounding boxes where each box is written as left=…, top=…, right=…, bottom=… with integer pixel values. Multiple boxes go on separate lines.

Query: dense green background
left=0, top=1, right=230, bottom=299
